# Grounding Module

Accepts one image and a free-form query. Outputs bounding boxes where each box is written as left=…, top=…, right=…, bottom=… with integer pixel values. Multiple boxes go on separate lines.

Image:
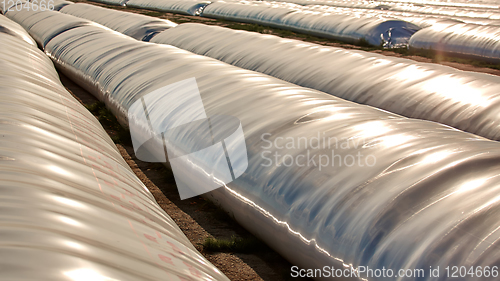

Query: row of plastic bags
left=264, top=0, right=500, bottom=62
left=79, top=0, right=420, bottom=48
left=76, top=0, right=500, bottom=59
left=53, top=3, right=500, bottom=142
left=7, top=7, right=500, bottom=280
left=271, top=0, right=500, bottom=22
left=149, top=22, right=500, bottom=141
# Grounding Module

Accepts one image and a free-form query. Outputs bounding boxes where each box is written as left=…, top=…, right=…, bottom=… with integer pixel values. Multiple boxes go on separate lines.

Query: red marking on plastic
left=144, top=234, right=159, bottom=243
left=158, top=254, right=174, bottom=265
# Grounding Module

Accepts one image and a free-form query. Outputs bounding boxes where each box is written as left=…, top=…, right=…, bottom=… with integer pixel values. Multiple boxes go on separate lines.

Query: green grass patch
left=142, top=11, right=165, bottom=17
left=85, top=101, right=129, bottom=144
left=203, top=235, right=268, bottom=253
left=196, top=198, right=233, bottom=221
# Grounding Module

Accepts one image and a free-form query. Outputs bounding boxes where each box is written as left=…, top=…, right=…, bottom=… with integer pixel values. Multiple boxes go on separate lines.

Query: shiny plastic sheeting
left=409, top=22, right=500, bottom=63
left=21, top=13, right=500, bottom=279
left=269, top=0, right=500, bottom=26
left=302, top=4, right=470, bottom=28
left=380, top=0, right=500, bottom=9
left=402, top=16, right=463, bottom=28
left=151, top=23, right=500, bottom=141
left=272, top=0, right=500, bottom=22
left=303, top=3, right=500, bottom=26
left=47, top=0, right=75, bottom=11
left=5, top=5, right=95, bottom=47
left=0, top=14, right=36, bottom=44
left=88, top=0, right=129, bottom=6
left=60, top=3, right=176, bottom=41
left=284, top=0, right=500, bottom=9
left=202, top=1, right=420, bottom=47
left=382, top=3, right=500, bottom=20
left=126, top=0, right=212, bottom=16
left=0, top=22, right=229, bottom=281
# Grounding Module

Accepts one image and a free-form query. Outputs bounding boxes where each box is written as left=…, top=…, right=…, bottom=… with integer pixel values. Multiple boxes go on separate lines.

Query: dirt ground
left=60, top=74, right=312, bottom=281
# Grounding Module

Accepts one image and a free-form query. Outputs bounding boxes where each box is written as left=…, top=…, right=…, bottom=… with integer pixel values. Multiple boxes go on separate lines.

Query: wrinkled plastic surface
left=126, top=0, right=212, bottom=16
left=60, top=3, right=176, bottom=41
left=0, top=14, right=36, bottom=44
left=152, top=23, right=500, bottom=141
left=0, top=18, right=229, bottom=281
left=5, top=4, right=95, bottom=47
left=11, top=9, right=500, bottom=279
left=202, top=1, right=420, bottom=47
left=127, top=78, right=248, bottom=200
left=302, top=3, right=500, bottom=26
left=271, top=1, right=500, bottom=26
left=409, top=22, right=500, bottom=63
left=272, top=0, right=500, bottom=22
left=46, top=0, right=75, bottom=11
left=380, top=0, right=500, bottom=9
left=273, top=0, right=500, bottom=9
left=89, top=0, right=129, bottom=6
left=382, top=3, right=500, bottom=20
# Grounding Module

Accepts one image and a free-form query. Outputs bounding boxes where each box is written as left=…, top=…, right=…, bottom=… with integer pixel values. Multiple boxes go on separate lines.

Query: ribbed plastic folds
left=384, top=4, right=500, bottom=21
left=49, top=0, right=75, bottom=11
left=303, top=4, right=500, bottom=26
left=125, top=0, right=212, bottom=16
left=60, top=3, right=176, bottom=41
left=202, top=1, right=420, bottom=47
left=0, top=14, right=36, bottom=44
left=380, top=0, right=500, bottom=9
left=409, top=22, right=500, bottom=63
left=0, top=15, right=229, bottom=281
left=151, top=23, right=500, bottom=141
left=272, top=0, right=500, bottom=23
left=5, top=4, right=95, bottom=47
left=89, top=0, right=129, bottom=6
left=11, top=10, right=500, bottom=281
